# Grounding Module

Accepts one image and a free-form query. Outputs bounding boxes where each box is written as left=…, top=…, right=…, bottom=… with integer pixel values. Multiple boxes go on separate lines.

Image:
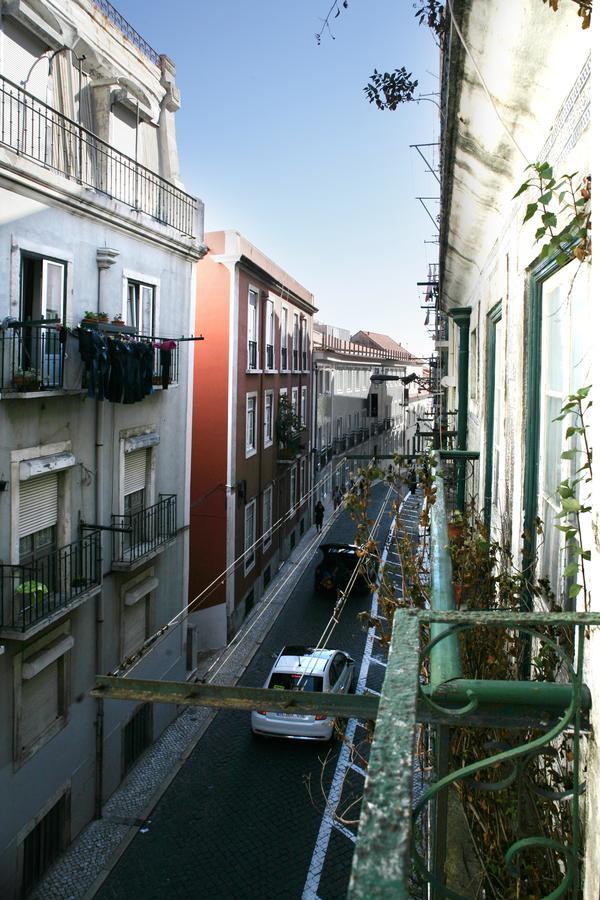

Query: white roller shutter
left=124, top=449, right=147, bottom=496
left=2, top=19, right=49, bottom=100
left=19, top=474, right=58, bottom=539
left=21, top=662, right=59, bottom=750
left=123, top=601, right=146, bottom=658
left=111, top=103, right=137, bottom=159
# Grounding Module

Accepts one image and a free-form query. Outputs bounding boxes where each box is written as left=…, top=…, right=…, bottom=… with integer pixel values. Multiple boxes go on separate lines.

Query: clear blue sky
left=116, top=0, right=439, bottom=357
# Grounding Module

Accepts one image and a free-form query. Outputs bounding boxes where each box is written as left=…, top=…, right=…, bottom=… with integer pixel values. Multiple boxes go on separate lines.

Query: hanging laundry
left=78, top=328, right=109, bottom=400
left=62, top=330, right=85, bottom=390
left=154, top=339, right=177, bottom=389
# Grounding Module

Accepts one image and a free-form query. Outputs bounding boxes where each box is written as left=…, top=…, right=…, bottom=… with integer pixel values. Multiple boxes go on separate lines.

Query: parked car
left=314, top=543, right=377, bottom=595
left=251, top=645, right=355, bottom=740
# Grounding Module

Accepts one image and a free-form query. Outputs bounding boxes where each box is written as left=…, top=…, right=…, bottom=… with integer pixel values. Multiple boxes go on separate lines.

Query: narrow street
left=96, top=483, right=404, bottom=900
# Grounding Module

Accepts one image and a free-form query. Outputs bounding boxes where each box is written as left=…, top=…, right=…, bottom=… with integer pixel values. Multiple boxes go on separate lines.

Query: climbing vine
left=514, top=163, right=592, bottom=265
left=554, top=385, right=593, bottom=613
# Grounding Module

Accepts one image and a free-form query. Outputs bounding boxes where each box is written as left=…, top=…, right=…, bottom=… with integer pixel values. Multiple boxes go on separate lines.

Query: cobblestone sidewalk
left=32, top=505, right=340, bottom=900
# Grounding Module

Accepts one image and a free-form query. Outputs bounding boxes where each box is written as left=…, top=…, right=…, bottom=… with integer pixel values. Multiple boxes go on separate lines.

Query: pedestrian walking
left=315, top=499, right=325, bottom=533
left=408, top=464, right=417, bottom=496
left=333, top=486, right=343, bottom=510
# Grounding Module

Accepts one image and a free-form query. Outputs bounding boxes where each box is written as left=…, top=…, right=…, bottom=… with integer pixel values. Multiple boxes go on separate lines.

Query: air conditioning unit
left=186, top=625, right=199, bottom=672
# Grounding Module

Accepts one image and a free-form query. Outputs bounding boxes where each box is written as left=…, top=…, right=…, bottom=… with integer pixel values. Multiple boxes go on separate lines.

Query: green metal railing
left=350, top=452, right=599, bottom=898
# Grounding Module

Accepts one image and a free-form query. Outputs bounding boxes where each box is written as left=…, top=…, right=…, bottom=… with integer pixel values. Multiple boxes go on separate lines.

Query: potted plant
left=275, top=396, right=304, bottom=460
left=447, top=510, right=464, bottom=542
left=13, top=368, right=41, bottom=391
left=16, top=580, right=48, bottom=618
left=97, top=311, right=109, bottom=324
left=111, top=312, right=125, bottom=326
left=81, top=311, right=98, bottom=326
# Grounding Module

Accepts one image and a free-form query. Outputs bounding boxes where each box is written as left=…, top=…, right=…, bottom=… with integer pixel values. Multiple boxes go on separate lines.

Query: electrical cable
left=445, top=0, right=528, bottom=164
left=111, top=455, right=351, bottom=677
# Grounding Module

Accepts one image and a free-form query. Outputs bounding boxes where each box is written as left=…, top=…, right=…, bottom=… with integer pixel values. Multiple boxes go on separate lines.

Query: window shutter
left=124, top=449, right=147, bottom=496
left=19, top=474, right=58, bottom=539
left=123, top=601, right=147, bottom=659
left=21, top=663, right=59, bottom=750
left=2, top=20, right=49, bottom=100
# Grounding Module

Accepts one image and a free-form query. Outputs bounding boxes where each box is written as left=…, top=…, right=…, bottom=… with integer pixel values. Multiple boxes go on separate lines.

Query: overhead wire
left=111, top=454, right=352, bottom=678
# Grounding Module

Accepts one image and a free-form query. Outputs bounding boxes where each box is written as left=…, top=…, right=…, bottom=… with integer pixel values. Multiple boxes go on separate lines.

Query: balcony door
left=20, top=254, right=65, bottom=386
left=524, top=257, right=590, bottom=609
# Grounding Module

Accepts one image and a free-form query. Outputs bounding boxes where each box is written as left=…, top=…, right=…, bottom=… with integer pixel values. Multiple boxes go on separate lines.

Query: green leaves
left=524, top=202, right=538, bottom=223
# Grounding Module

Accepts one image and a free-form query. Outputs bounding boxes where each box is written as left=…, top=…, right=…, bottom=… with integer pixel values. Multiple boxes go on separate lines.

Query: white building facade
left=312, top=323, right=421, bottom=498
left=438, top=1, right=595, bottom=894
left=0, top=2, right=203, bottom=895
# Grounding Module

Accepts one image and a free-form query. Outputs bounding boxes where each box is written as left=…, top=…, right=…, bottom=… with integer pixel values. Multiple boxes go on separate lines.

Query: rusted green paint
left=430, top=462, right=462, bottom=687
left=91, top=675, right=380, bottom=719
left=349, top=612, right=419, bottom=899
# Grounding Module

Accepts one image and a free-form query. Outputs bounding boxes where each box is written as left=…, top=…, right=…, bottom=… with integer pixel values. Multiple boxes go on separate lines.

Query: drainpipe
left=93, top=247, right=119, bottom=818
left=447, top=307, right=471, bottom=512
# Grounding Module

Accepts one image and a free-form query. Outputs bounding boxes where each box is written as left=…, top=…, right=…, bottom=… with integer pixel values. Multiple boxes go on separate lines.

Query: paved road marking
left=301, top=498, right=402, bottom=900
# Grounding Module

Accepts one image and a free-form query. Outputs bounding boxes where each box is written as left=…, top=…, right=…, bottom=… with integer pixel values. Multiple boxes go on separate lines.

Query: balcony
left=332, top=437, right=347, bottom=455
left=248, top=340, right=257, bottom=371
left=0, top=532, right=101, bottom=638
left=0, top=323, right=180, bottom=396
left=350, top=451, right=599, bottom=897
left=0, top=74, right=198, bottom=238
left=112, top=494, right=177, bottom=570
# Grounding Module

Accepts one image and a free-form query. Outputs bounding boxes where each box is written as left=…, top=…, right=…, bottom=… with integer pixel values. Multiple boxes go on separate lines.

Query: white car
left=251, top=645, right=355, bottom=741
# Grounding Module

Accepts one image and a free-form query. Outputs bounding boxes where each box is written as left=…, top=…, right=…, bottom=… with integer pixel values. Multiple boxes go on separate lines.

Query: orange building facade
left=189, top=231, right=316, bottom=649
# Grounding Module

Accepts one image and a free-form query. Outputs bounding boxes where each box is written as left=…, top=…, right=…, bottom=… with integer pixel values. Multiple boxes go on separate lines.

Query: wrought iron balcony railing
left=92, top=0, right=160, bottom=66
left=0, top=74, right=198, bottom=237
left=0, top=532, right=101, bottom=634
left=281, top=346, right=288, bottom=370
left=248, top=340, right=257, bottom=370
left=350, top=451, right=600, bottom=898
left=112, top=494, right=177, bottom=568
left=0, top=323, right=180, bottom=395
left=265, top=344, right=274, bottom=370
left=292, top=349, right=299, bottom=371
left=302, top=350, right=307, bottom=370
left=332, top=437, right=347, bottom=455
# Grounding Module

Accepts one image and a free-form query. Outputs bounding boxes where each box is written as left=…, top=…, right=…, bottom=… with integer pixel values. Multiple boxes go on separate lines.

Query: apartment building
left=0, top=3, right=203, bottom=895
left=312, top=323, right=426, bottom=500
left=436, top=1, right=596, bottom=893
left=190, top=230, right=315, bottom=646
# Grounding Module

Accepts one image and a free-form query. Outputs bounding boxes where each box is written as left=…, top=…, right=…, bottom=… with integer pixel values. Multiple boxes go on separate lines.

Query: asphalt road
left=97, top=484, right=394, bottom=900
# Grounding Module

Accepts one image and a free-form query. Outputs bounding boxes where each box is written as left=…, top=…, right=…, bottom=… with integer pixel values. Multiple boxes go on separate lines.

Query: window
left=302, top=318, right=308, bottom=369
left=281, top=306, right=289, bottom=370
left=246, top=394, right=257, bottom=455
left=248, top=288, right=258, bottom=370
left=244, top=499, right=256, bottom=573
left=21, top=792, right=69, bottom=897
left=324, top=371, right=331, bottom=393
left=318, top=370, right=324, bottom=395
left=291, top=386, right=298, bottom=416
left=122, top=576, right=156, bottom=660
left=299, top=458, right=306, bottom=505
left=263, top=485, right=273, bottom=549
left=123, top=448, right=149, bottom=555
left=264, top=391, right=274, bottom=447
left=524, top=258, right=591, bottom=612
left=265, top=299, right=275, bottom=370
left=293, top=313, right=299, bottom=370
left=20, top=254, right=66, bottom=386
left=16, top=627, right=73, bottom=764
left=300, top=386, right=307, bottom=426
left=289, top=465, right=297, bottom=514
left=484, top=306, right=503, bottom=530
left=123, top=704, right=153, bottom=776
left=127, top=280, right=155, bottom=336
left=470, top=328, right=478, bottom=400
